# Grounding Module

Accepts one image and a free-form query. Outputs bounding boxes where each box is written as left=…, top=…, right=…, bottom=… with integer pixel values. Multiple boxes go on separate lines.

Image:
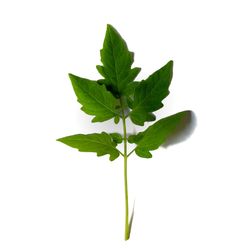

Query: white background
left=0, top=0, right=250, bottom=249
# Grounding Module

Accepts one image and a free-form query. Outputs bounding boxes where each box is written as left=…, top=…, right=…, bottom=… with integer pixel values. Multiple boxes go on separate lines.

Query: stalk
left=120, top=98, right=130, bottom=240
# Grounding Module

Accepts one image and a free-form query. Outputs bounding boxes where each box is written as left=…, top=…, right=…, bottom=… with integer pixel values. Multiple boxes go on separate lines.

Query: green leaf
left=114, top=115, right=120, bottom=124
left=69, top=73, right=120, bottom=122
left=129, top=61, right=173, bottom=126
left=135, top=148, right=152, bottom=158
left=57, top=132, right=120, bottom=161
left=130, top=111, right=191, bottom=158
left=110, top=133, right=123, bottom=144
left=123, top=81, right=139, bottom=97
left=96, top=24, right=140, bottom=96
left=123, top=81, right=139, bottom=109
left=128, top=133, right=143, bottom=144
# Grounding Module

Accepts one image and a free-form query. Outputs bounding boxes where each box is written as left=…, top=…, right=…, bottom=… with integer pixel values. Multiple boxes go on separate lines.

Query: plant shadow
left=161, top=110, right=197, bottom=148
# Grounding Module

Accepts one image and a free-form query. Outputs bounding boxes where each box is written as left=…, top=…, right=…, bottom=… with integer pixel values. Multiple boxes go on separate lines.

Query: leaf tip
left=56, top=137, right=64, bottom=143
left=91, top=117, right=99, bottom=123
left=135, top=148, right=152, bottom=158
left=68, top=73, right=77, bottom=84
left=106, top=23, right=114, bottom=29
left=109, top=153, right=119, bottom=161
left=106, top=24, right=120, bottom=38
left=114, top=116, right=120, bottom=124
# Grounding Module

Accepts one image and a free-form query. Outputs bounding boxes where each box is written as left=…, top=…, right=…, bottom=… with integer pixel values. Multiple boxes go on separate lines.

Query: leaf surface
left=129, top=111, right=191, bottom=158
left=69, top=73, right=120, bottom=122
left=57, top=132, right=120, bottom=161
left=129, top=61, right=173, bottom=125
left=96, top=24, right=140, bottom=95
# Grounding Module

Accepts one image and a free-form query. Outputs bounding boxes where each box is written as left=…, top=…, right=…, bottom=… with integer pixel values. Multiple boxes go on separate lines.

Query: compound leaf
left=97, top=24, right=140, bottom=96
left=129, top=111, right=191, bottom=158
left=57, top=132, right=120, bottom=161
left=129, top=61, right=173, bottom=126
left=69, top=73, right=120, bottom=122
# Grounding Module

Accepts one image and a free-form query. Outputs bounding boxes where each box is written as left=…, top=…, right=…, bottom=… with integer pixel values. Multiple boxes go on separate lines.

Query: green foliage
left=69, top=74, right=120, bottom=122
left=109, top=133, right=123, bottom=144
left=57, top=24, right=192, bottom=240
left=57, top=132, right=120, bottom=161
left=96, top=24, right=141, bottom=97
left=128, top=111, right=191, bottom=158
left=129, top=61, right=173, bottom=125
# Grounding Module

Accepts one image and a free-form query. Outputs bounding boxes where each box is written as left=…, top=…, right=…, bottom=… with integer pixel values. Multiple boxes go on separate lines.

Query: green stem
left=127, top=148, right=135, bottom=158
left=120, top=98, right=130, bottom=240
